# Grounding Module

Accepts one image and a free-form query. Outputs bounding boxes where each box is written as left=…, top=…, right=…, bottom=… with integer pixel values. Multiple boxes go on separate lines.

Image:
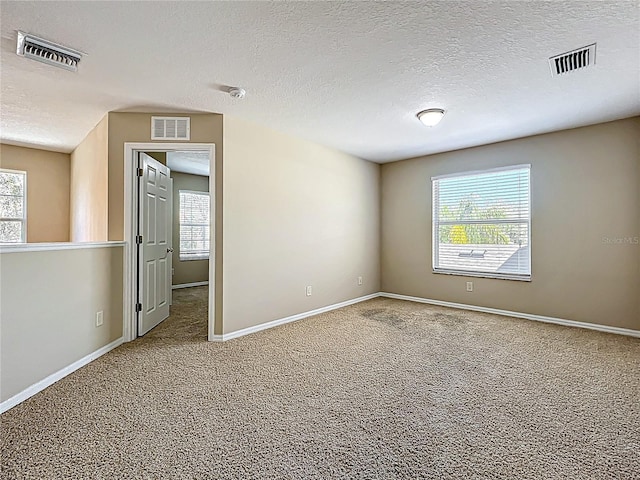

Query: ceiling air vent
left=16, top=31, right=82, bottom=72
left=549, top=43, right=596, bottom=76
left=151, top=117, right=191, bottom=140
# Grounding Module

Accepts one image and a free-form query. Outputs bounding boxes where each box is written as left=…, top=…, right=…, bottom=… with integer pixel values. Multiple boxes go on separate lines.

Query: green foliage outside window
left=438, top=196, right=522, bottom=245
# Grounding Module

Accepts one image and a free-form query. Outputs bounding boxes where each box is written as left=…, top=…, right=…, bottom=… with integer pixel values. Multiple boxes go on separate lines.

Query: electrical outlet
left=96, top=310, right=104, bottom=327
left=466, top=281, right=473, bottom=292
left=171, top=268, right=175, bottom=275
left=358, top=276, right=363, bottom=286
left=306, top=285, right=312, bottom=296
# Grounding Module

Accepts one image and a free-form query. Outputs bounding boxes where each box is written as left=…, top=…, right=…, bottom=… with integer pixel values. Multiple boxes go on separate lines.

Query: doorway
left=123, top=143, right=215, bottom=343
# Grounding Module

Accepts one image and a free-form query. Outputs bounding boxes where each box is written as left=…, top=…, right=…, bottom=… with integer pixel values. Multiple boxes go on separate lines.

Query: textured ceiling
left=167, top=151, right=210, bottom=177
left=1, top=1, right=639, bottom=163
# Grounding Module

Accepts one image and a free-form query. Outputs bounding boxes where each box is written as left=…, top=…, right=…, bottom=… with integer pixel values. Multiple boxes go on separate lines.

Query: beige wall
left=223, top=116, right=380, bottom=333
left=145, top=151, right=166, bottom=165
left=70, top=115, right=109, bottom=242
left=171, top=171, right=209, bottom=286
left=0, top=144, right=70, bottom=242
left=107, top=112, right=224, bottom=332
left=381, top=117, right=640, bottom=330
left=0, top=246, right=123, bottom=403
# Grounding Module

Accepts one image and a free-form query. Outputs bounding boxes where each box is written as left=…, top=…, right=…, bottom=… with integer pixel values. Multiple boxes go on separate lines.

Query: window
left=432, top=165, right=531, bottom=280
left=0, top=169, right=27, bottom=243
left=179, top=190, right=210, bottom=261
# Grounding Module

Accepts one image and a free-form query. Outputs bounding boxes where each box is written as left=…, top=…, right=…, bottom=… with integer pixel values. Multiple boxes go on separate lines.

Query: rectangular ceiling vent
left=151, top=117, right=191, bottom=141
left=549, top=43, right=596, bottom=76
left=16, top=31, right=82, bottom=72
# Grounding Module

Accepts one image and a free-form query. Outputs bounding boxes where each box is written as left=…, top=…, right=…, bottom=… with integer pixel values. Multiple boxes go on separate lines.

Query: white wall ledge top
left=0, top=241, right=125, bottom=254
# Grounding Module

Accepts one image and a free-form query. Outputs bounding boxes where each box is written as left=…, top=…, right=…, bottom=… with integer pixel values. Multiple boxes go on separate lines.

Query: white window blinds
left=0, top=169, right=27, bottom=243
left=179, top=190, right=210, bottom=261
left=432, top=165, right=531, bottom=280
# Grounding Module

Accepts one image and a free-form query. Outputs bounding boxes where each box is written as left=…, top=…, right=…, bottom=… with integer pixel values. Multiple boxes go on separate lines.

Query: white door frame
left=123, top=142, right=216, bottom=342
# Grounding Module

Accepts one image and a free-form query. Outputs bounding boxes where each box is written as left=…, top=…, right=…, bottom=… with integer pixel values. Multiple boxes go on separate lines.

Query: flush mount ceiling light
left=417, top=108, right=445, bottom=127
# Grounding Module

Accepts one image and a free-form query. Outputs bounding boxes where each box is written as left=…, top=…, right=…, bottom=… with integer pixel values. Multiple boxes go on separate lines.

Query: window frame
left=178, top=189, right=210, bottom=262
left=432, top=164, right=531, bottom=282
left=0, top=168, right=27, bottom=243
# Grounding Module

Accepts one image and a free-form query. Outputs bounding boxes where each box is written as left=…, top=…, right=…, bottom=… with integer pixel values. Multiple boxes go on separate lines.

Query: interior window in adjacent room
left=0, top=168, right=27, bottom=243
left=432, top=165, right=531, bottom=280
left=179, top=190, right=210, bottom=261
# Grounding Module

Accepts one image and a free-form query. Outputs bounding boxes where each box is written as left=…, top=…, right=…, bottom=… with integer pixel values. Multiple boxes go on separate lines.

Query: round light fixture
left=417, top=108, right=445, bottom=127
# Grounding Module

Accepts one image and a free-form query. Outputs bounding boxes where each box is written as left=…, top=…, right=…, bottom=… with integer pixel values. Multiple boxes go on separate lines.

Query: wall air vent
left=151, top=117, right=191, bottom=140
left=16, top=31, right=82, bottom=72
left=549, top=43, right=596, bottom=76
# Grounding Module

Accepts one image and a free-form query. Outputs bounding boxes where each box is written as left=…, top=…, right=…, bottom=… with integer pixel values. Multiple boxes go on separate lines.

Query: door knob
left=167, top=247, right=174, bottom=253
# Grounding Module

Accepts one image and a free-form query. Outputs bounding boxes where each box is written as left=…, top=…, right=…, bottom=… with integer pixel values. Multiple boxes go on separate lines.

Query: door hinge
left=136, top=235, right=142, bottom=244
left=137, top=167, right=143, bottom=177
left=135, top=303, right=142, bottom=313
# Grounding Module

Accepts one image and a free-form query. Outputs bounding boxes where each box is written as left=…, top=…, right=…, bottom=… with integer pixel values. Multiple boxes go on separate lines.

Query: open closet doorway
left=123, top=143, right=215, bottom=343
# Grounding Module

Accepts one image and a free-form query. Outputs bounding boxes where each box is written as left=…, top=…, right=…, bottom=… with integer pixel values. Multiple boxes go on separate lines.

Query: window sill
left=179, top=256, right=209, bottom=262
left=433, top=269, right=531, bottom=282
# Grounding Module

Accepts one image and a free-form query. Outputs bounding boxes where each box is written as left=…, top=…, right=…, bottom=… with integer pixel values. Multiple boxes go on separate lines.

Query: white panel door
left=138, top=153, right=172, bottom=336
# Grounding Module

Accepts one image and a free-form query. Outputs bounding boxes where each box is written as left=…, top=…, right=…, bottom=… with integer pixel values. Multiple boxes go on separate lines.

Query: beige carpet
left=1, top=288, right=639, bottom=479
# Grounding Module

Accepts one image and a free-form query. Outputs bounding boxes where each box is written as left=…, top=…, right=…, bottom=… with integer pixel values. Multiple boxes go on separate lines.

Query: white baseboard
left=211, top=293, right=380, bottom=342
left=211, top=291, right=640, bottom=341
left=172, top=281, right=209, bottom=290
left=380, top=292, right=640, bottom=338
left=4, top=292, right=632, bottom=412
left=0, top=337, right=124, bottom=414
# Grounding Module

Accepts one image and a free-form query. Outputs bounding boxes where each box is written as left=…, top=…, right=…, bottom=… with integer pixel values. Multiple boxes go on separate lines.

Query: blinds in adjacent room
left=179, top=190, right=210, bottom=261
left=432, top=165, right=531, bottom=280
left=0, top=169, right=27, bottom=243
